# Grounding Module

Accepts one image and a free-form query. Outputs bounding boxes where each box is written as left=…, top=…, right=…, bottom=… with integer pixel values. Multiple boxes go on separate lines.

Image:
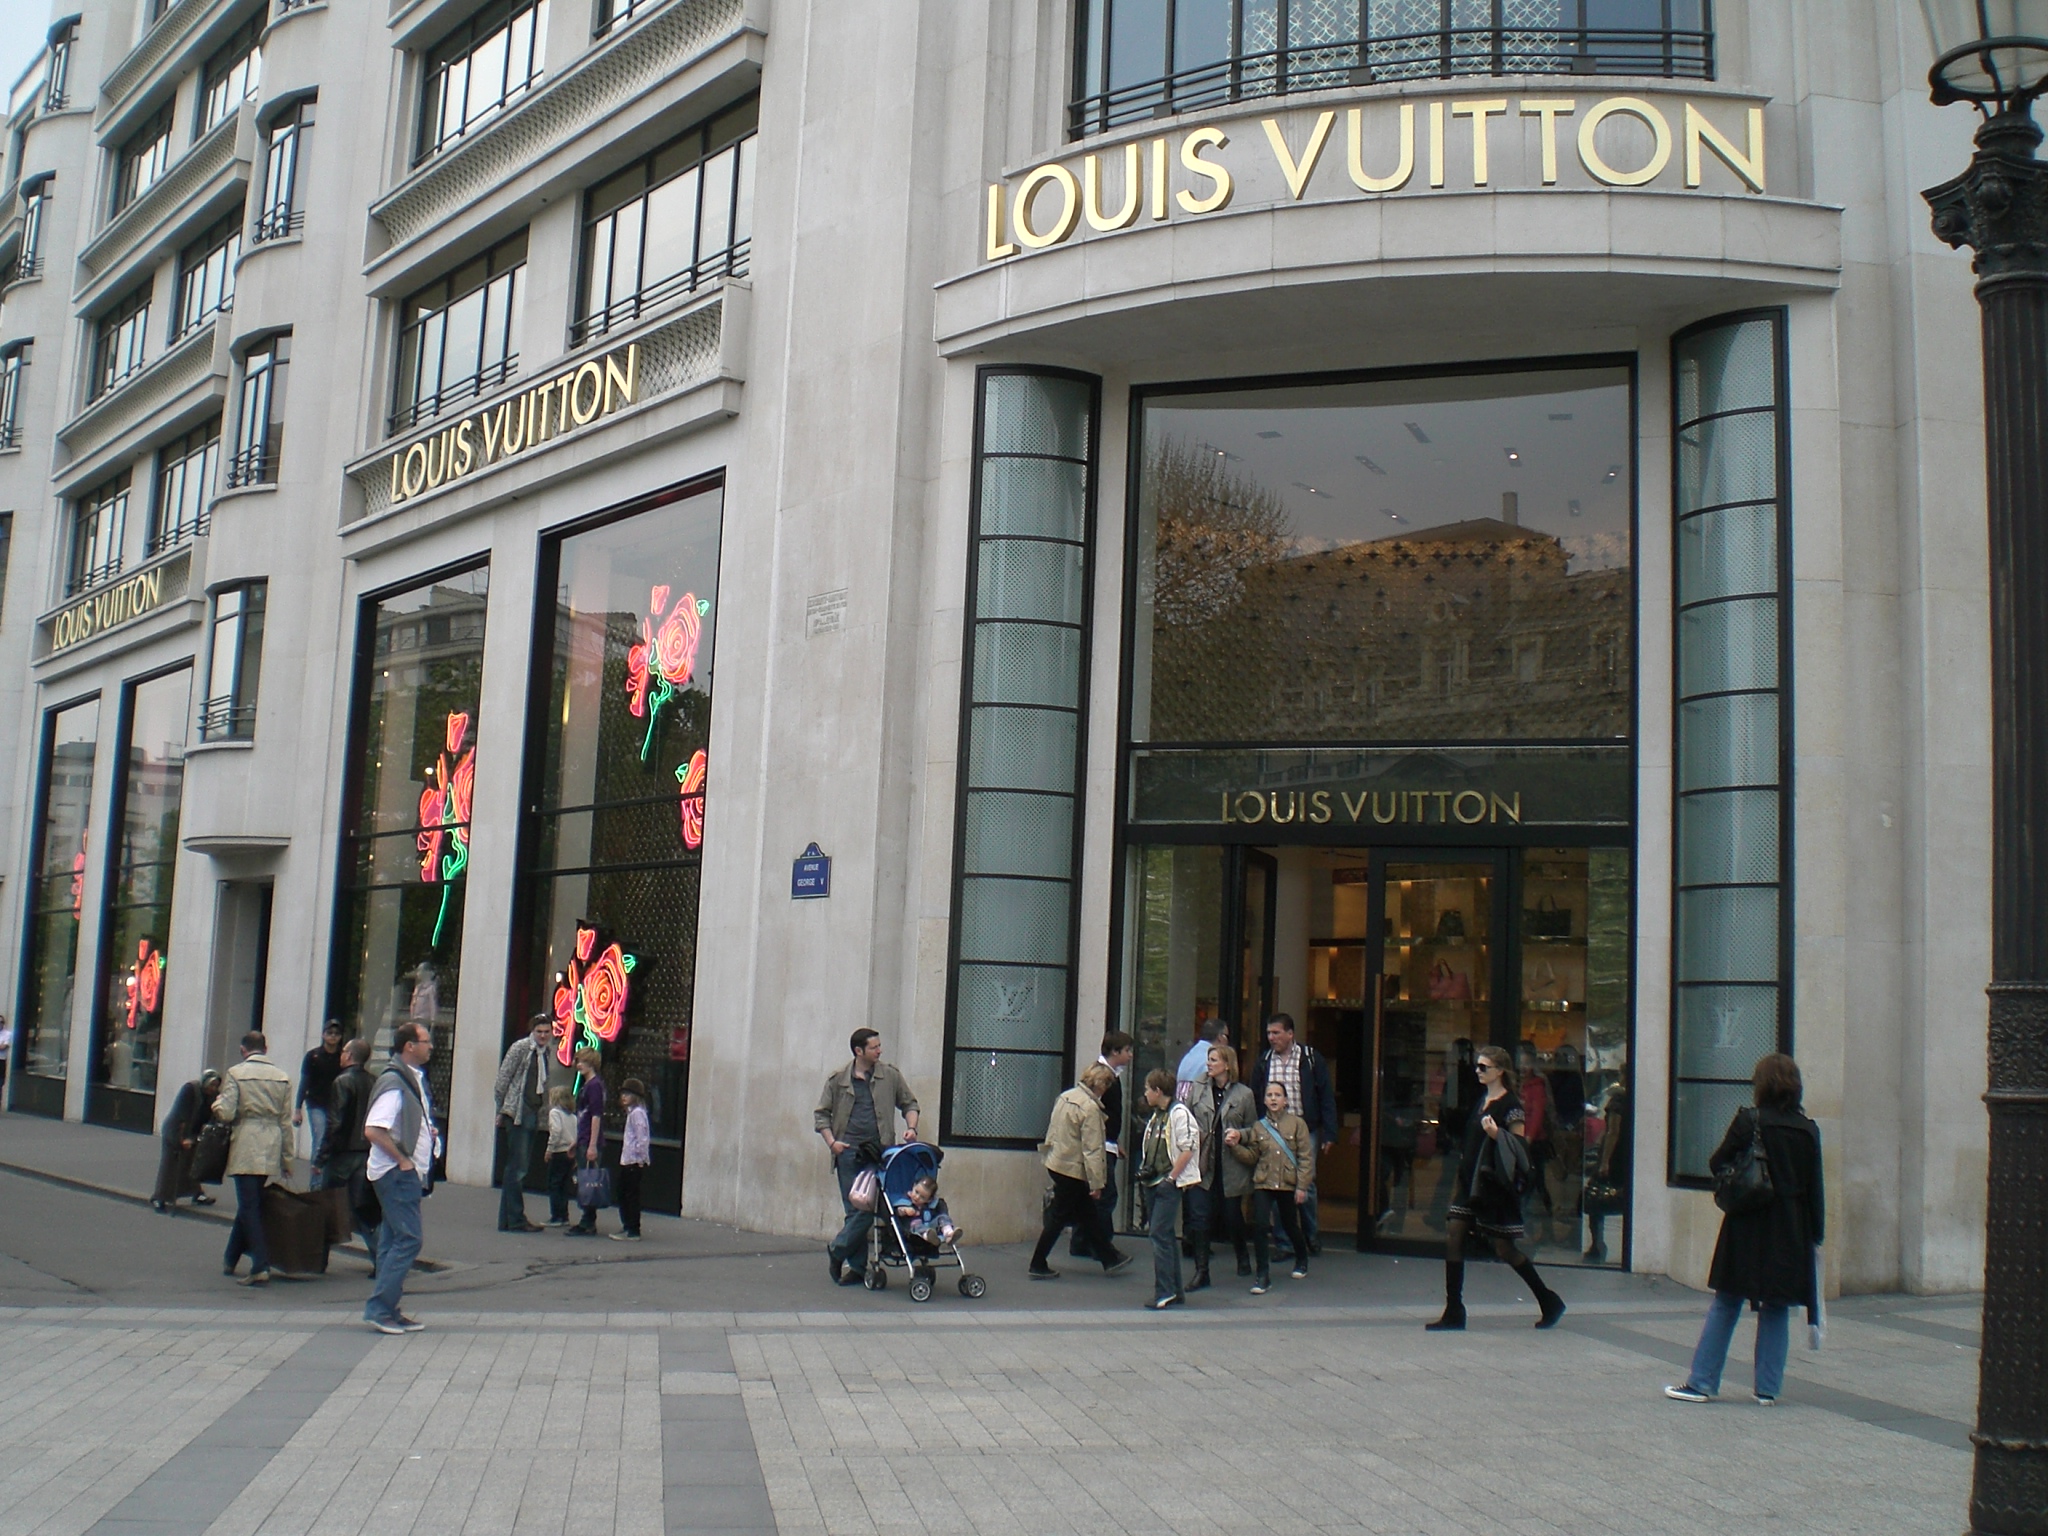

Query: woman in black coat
left=1664, top=1053, right=1825, bottom=1406
left=151, top=1071, right=222, bottom=1212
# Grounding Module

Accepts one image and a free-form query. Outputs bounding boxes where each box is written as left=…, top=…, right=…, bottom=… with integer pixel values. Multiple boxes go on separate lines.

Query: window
left=44, top=21, right=74, bottom=113
left=91, top=285, right=152, bottom=399
left=198, top=10, right=262, bottom=136
left=150, top=418, right=220, bottom=553
left=70, top=473, right=128, bottom=595
left=11, top=176, right=51, bottom=283
left=943, top=371, right=1099, bottom=1143
left=16, top=698, right=99, bottom=1098
left=392, top=231, right=523, bottom=433
left=172, top=214, right=238, bottom=341
left=201, top=581, right=265, bottom=741
left=113, top=103, right=174, bottom=214
left=0, top=342, right=28, bottom=449
left=593, top=0, right=655, bottom=36
left=1068, top=0, right=1714, bottom=136
left=252, top=99, right=312, bottom=243
left=416, top=0, right=548, bottom=163
left=1670, top=310, right=1791, bottom=1182
left=227, top=334, right=288, bottom=487
left=576, top=98, right=755, bottom=346
left=330, top=567, right=489, bottom=1133
left=88, top=666, right=191, bottom=1126
left=514, top=482, right=726, bottom=1191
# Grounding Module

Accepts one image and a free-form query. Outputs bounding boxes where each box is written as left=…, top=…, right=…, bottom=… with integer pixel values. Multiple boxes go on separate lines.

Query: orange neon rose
left=677, top=749, right=707, bottom=849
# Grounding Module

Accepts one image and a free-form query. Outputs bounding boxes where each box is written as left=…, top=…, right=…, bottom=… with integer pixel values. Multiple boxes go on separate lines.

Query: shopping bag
left=576, top=1165, right=612, bottom=1210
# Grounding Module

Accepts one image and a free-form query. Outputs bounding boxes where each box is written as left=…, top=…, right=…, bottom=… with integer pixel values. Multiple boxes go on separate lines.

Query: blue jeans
left=497, top=1123, right=538, bottom=1229
left=1685, top=1290, right=1790, bottom=1399
left=830, top=1147, right=874, bottom=1275
left=1147, top=1181, right=1183, bottom=1302
left=366, top=1169, right=423, bottom=1325
left=305, top=1107, right=329, bottom=1190
left=224, top=1174, right=269, bottom=1275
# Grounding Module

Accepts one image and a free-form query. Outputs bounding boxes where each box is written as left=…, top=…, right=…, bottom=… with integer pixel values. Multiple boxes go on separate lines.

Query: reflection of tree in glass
left=1146, top=438, right=1291, bottom=629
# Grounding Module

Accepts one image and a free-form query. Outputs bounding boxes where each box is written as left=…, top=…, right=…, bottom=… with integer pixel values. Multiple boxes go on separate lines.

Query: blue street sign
left=792, top=843, right=831, bottom=899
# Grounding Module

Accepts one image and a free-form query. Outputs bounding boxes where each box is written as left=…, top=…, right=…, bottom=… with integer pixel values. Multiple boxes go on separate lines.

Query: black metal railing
left=89, top=355, right=149, bottom=404
left=385, top=353, right=519, bottom=436
left=2, top=254, right=40, bottom=286
left=146, top=510, right=209, bottom=557
left=570, top=239, right=747, bottom=349
left=198, top=694, right=254, bottom=741
left=170, top=302, right=228, bottom=348
left=251, top=205, right=304, bottom=244
left=224, top=440, right=278, bottom=488
left=1069, top=24, right=1714, bottom=137
left=67, top=555, right=123, bottom=598
left=275, top=0, right=318, bottom=13
left=0, top=422, right=19, bottom=450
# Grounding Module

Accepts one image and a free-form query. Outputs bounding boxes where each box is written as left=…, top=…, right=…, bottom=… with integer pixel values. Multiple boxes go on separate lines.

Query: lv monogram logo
left=994, top=980, right=1034, bottom=1021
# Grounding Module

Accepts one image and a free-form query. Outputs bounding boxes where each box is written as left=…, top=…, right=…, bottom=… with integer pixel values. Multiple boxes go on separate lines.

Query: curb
left=0, top=1159, right=450, bottom=1272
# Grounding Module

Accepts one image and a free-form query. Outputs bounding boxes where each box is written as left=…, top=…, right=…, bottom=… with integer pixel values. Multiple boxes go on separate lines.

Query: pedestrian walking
left=1185, top=1042, right=1258, bottom=1291
left=493, top=1014, right=553, bottom=1233
left=1137, top=1067, right=1199, bottom=1310
left=214, top=1033, right=291, bottom=1285
left=363, top=1021, right=438, bottom=1334
left=814, top=1028, right=921, bottom=1285
left=613, top=1078, right=651, bottom=1241
left=1072, top=1031, right=1134, bottom=1260
left=544, top=1085, right=578, bottom=1224
left=1231, top=1079, right=1316, bottom=1292
left=1664, top=1054, right=1825, bottom=1407
left=564, top=1049, right=609, bottom=1237
left=1249, top=1013, right=1337, bottom=1259
left=1028, top=1064, right=1133, bottom=1279
left=1426, top=1045, right=1566, bottom=1331
left=292, top=1021, right=346, bottom=1190
left=151, top=1070, right=222, bottom=1212
left=323, top=1038, right=380, bottom=1265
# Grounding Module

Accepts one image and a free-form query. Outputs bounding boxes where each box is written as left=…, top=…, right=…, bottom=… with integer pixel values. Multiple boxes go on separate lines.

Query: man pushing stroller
left=816, top=1028, right=921, bottom=1286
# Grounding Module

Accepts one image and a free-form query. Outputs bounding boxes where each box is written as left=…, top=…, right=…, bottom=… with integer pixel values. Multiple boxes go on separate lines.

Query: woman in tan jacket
left=1228, top=1080, right=1316, bottom=1293
left=1028, top=1064, right=1133, bottom=1279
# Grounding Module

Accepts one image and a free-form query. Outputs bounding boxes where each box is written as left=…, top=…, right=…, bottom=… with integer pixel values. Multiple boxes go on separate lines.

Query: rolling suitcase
left=261, top=1185, right=331, bottom=1276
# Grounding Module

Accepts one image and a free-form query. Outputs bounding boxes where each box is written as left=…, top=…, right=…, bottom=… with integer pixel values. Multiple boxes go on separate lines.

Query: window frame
left=112, top=102, right=174, bottom=216
left=252, top=98, right=313, bottom=244
left=390, top=230, right=525, bottom=435
left=90, top=284, right=152, bottom=400
left=13, top=176, right=52, bottom=282
left=0, top=341, right=29, bottom=450
left=69, top=472, right=129, bottom=596
left=201, top=580, right=266, bottom=742
left=149, top=417, right=221, bottom=555
left=414, top=0, right=548, bottom=165
left=227, top=332, right=289, bottom=488
left=196, top=9, right=263, bottom=139
left=172, top=213, right=239, bottom=342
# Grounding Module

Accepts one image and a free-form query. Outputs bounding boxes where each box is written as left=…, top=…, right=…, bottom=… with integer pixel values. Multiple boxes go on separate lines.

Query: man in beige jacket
left=214, top=1031, right=291, bottom=1285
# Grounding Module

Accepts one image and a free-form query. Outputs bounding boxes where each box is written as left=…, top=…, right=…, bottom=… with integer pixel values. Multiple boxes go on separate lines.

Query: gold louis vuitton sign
left=984, top=90, right=1765, bottom=262
left=1221, top=787, right=1523, bottom=826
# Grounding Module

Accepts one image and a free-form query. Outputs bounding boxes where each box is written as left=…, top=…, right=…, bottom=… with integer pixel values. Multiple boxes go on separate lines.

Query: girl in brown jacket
left=1228, top=1081, right=1317, bottom=1293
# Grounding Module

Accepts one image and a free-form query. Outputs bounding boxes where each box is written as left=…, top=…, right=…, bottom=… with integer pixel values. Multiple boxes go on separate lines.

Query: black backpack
left=1713, top=1109, right=1776, bottom=1216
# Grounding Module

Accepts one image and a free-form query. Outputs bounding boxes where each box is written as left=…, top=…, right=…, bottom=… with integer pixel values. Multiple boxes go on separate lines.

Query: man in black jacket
left=1251, top=1014, right=1339, bottom=1258
left=295, top=1021, right=346, bottom=1189
left=323, top=1038, right=379, bottom=1265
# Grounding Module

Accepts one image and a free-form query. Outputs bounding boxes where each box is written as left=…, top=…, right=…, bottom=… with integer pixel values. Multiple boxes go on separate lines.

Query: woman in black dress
left=1426, top=1045, right=1566, bottom=1331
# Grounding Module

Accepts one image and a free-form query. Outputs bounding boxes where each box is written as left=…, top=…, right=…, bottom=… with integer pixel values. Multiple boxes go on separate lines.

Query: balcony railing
left=198, top=693, right=254, bottom=741
left=570, top=239, right=748, bottom=349
left=1069, top=20, right=1714, bottom=138
left=224, top=440, right=278, bottom=488
left=386, top=354, right=519, bottom=437
left=0, top=422, right=19, bottom=450
left=3, top=254, right=43, bottom=286
left=146, top=510, right=209, bottom=557
left=250, top=204, right=304, bottom=244
left=67, top=555, right=124, bottom=598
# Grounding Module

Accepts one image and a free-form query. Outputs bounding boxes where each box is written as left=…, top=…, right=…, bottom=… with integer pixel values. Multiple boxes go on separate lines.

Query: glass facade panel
left=945, top=371, right=1096, bottom=1144
left=89, top=668, right=190, bottom=1126
left=16, top=699, right=99, bottom=1089
left=1670, top=312, right=1791, bottom=1181
left=330, top=568, right=489, bottom=1136
left=518, top=483, right=725, bottom=1193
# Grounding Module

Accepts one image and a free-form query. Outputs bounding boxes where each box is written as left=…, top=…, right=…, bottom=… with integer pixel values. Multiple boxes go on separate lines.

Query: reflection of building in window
left=1146, top=443, right=1630, bottom=743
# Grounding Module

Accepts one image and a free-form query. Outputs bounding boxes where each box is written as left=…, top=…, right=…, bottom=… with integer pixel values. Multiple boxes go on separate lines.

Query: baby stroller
left=863, top=1142, right=985, bottom=1303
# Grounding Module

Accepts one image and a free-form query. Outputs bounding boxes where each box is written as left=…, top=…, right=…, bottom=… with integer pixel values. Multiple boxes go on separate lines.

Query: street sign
left=791, top=843, right=831, bottom=899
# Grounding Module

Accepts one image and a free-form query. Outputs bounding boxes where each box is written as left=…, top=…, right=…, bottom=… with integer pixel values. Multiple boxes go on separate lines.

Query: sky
left=2, top=0, right=50, bottom=105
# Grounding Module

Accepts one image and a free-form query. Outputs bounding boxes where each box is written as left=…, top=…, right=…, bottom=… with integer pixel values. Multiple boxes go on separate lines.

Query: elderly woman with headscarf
left=1027, top=1064, right=1134, bottom=1279
left=152, top=1070, right=222, bottom=1212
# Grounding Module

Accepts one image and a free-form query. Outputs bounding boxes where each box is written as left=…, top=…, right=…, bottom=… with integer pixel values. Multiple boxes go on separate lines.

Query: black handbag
left=190, top=1122, right=230, bottom=1185
left=1583, top=1176, right=1625, bottom=1216
left=1712, top=1109, right=1775, bottom=1216
left=1434, top=909, right=1467, bottom=942
left=1522, top=894, right=1572, bottom=940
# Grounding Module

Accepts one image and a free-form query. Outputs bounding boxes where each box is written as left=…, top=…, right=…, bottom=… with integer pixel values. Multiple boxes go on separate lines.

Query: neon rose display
left=625, top=584, right=708, bottom=760
left=417, top=710, right=476, bottom=947
left=677, top=749, right=707, bottom=849
left=553, top=919, right=639, bottom=1067
left=125, top=938, right=164, bottom=1030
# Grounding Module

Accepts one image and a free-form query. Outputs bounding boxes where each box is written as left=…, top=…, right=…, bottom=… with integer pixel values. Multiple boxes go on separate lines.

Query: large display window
left=87, top=666, right=191, bottom=1131
left=1117, top=360, right=1636, bottom=1267
left=513, top=479, right=724, bottom=1210
left=11, top=698, right=99, bottom=1115
left=330, top=565, right=489, bottom=1128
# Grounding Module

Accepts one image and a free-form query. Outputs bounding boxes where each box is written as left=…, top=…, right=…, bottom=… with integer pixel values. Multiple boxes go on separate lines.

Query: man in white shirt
left=363, top=1022, right=438, bottom=1335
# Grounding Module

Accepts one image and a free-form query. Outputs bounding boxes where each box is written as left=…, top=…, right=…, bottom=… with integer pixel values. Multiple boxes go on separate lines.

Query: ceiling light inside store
left=1505, top=448, right=1521, bottom=462
left=1404, top=422, right=1431, bottom=442
left=1384, top=509, right=1404, bottom=522
left=1604, top=464, right=1621, bottom=481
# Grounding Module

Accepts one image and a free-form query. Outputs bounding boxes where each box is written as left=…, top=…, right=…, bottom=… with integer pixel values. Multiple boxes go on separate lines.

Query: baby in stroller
left=894, top=1175, right=961, bottom=1255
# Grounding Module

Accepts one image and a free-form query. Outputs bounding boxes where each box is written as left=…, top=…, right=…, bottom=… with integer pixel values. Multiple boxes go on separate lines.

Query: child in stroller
left=862, top=1142, right=987, bottom=1303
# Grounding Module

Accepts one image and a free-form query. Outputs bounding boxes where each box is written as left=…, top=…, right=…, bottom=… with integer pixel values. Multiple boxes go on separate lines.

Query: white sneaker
left=1663, top=1384, right=1711, bottom=1404
left=1754, top=1393, right=1778, bottom=1406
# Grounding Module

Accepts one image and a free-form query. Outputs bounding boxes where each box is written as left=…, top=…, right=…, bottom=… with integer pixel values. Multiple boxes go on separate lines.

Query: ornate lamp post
left=1919, top=4, right=2048, bottom=1533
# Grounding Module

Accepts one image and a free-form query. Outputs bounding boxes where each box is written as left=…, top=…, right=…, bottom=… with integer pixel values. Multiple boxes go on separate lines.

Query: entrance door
left=1364, top=853, right=1511, bottom=1251
left=1226, top=848, right=1277, bottom=1052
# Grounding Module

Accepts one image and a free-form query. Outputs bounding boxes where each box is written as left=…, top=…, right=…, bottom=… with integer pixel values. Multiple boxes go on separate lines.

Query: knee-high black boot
left=1426, top=1260, right=1467, bottom=1331
left=1512, top=1257, right=1566, bottom=1328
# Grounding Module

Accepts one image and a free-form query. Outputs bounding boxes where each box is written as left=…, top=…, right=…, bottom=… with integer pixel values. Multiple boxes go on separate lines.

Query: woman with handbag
left=1426, top=1045, right=1566, bottom=1331
left=1664, top=1053, right=1825, bottom=1407
left=1185, top=1044, right=1258, bottom=1291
